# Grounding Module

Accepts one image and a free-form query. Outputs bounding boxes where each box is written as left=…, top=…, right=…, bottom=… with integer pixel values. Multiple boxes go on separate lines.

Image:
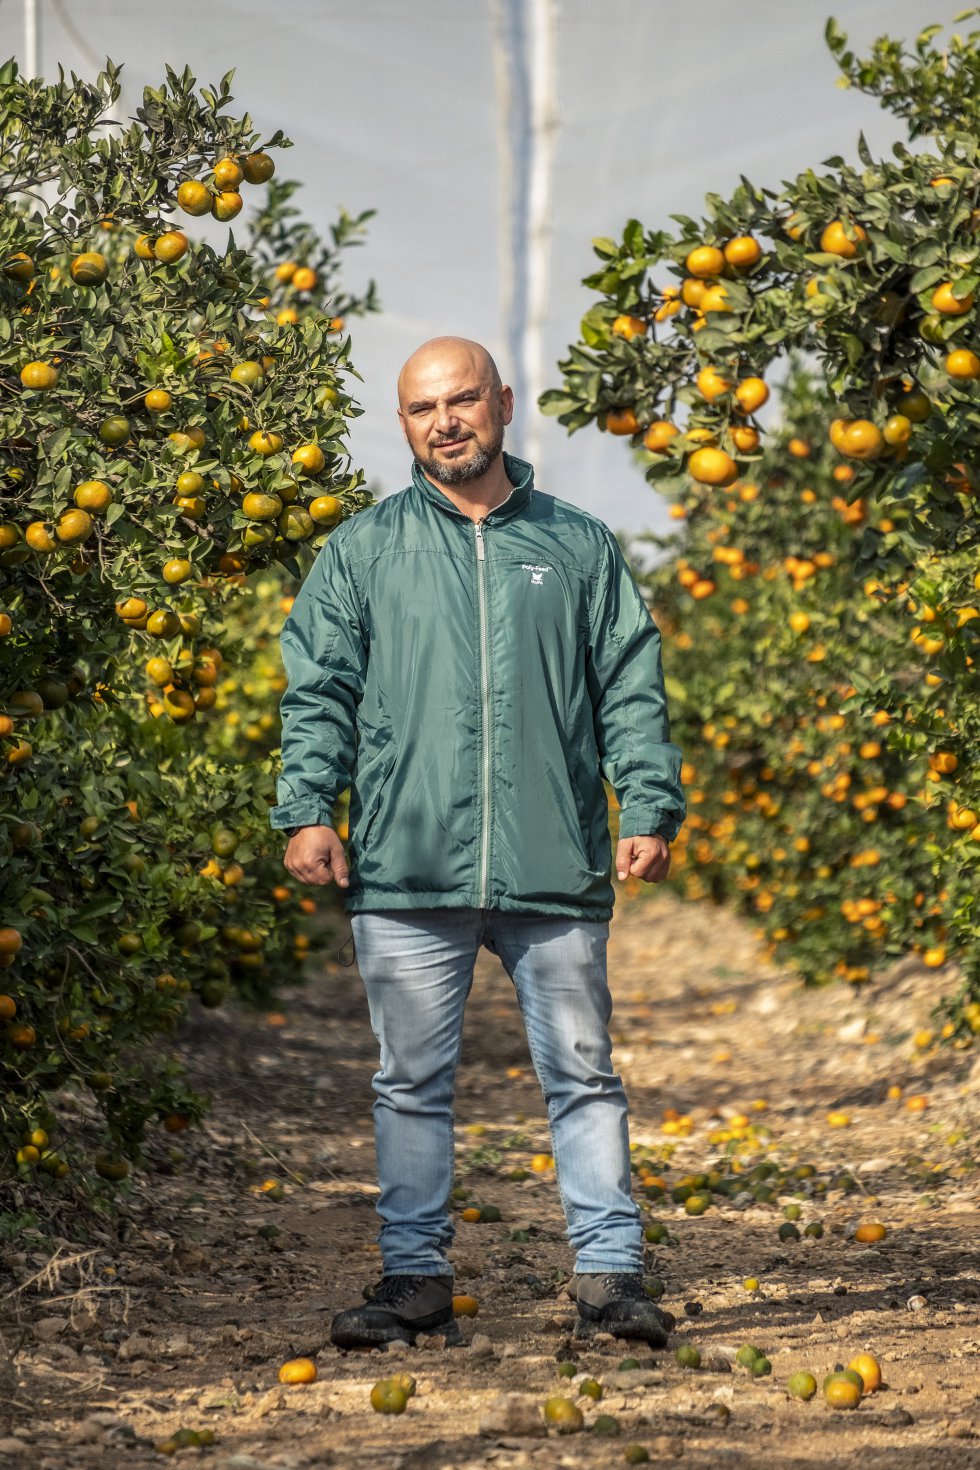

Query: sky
left=0, top=0, right=958, bottom=550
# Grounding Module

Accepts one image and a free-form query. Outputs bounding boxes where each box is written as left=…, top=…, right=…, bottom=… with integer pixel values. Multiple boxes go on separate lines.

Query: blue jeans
left=348, top=907, right=643, bottom=1277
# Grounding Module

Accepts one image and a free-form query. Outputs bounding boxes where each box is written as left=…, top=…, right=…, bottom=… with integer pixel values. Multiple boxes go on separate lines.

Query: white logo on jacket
left=522, top=563, right=552, bottom=585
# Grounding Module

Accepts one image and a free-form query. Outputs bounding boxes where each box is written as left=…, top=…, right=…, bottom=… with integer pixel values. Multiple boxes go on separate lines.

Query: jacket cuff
left=268, top=796, right=338, bottom=832
left=617, top=808, right=685, bottom=842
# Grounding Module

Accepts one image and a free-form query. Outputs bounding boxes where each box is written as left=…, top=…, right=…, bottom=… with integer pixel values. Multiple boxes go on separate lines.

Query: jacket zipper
left=475, top=518, right=491, bottom=908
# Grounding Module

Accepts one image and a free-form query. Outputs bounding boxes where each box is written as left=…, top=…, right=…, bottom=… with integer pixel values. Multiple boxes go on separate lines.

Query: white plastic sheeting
left=0, top=0, right=949, bottom=542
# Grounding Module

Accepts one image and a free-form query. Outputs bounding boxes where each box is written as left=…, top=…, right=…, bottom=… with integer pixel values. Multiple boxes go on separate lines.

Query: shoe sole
left=331, top=1317, right=464, bottom=1350
left=574, top=1315, right=670, bottom=1348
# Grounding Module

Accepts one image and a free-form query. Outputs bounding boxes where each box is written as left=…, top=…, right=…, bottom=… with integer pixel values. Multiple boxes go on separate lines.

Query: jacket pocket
left=353, top=739, right=397, bottom=853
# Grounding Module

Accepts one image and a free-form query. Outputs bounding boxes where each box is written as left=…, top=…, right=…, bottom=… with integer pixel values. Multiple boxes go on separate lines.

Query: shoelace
left=369, top=1274, right=425, bottom=1309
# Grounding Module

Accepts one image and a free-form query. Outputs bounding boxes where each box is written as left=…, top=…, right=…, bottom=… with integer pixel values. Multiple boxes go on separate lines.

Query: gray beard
left=420, top=425, right=504, bottom=485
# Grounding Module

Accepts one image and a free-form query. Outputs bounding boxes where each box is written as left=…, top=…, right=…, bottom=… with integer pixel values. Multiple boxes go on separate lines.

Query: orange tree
left=0, top=58, right=376, bottom=1194
left=542, top=15, right=980, bottom=1032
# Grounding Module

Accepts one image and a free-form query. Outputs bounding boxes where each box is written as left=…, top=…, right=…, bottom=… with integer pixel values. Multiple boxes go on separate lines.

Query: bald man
left=271, top=337, right=686, bottom=1351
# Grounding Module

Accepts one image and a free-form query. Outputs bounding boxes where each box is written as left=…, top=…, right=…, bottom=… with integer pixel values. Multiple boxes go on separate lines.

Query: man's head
left=397, top=337, right=514, bottom=486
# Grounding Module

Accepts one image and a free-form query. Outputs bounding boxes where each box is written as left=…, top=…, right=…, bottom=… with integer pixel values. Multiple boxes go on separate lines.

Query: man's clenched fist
left=283, top=825, right=350, bottom=887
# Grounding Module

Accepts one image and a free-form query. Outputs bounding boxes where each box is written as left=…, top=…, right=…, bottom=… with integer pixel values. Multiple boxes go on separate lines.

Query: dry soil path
left=2, top=888, right=978, bottom=1468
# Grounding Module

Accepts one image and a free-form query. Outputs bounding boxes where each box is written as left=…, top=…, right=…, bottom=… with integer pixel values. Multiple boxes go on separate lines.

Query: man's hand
left=283, top=825, right=350, bottom=887
left=616, top=834, right=670, bottom=884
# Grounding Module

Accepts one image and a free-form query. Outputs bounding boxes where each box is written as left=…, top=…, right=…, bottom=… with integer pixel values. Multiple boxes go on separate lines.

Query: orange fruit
left=696, top=366, right=733, bottom=400
left=820, top=219, right=867, bottom=257
left=854, top=1222, right=887, bottom=1243
left=946, top=348, right=980, bottom=378
left=731, top=424, right=760, bottom=453
left=734, top=377, right=769, bottom=414
left=278, top=1357, right=317, bottom=1385
left=824, top=1379, right=862, bottom=1410
left=154, top=231, right=189, bottom=264
left=848, top=1354, right=881, bottom=1392
left=542, top=1396, right=584, bottom=1432
left=643, top=420, right=680, bottom=453
left=688, top=447, right=738, bottom=486
left=932, top=281, right=974, bottom=315
left=176, top=179, right=212, bottom=215
left=213, top=156, right=244, bottom=189
left=242, top=151, right=276, bottom=184
left=211, top=190, right=243, bottom=221
left=3, top=251, right=34, bottom=281
left=291, top=443, right=326, bottom=475
left=309, top=495, right=343, bottom=525
left=841, top=420, right=884, bottom=460
left=605, top=408, right=639, bottom=436
left=724, top=235, right=762, bottom=268
left=612, top=314, right=647, bottom=340
left=69, top=251, right=109, bottom=286
left=249, top=430, right=284, bottom=456
left=73, top=480, right=112, bottom=515
left=685, top=245, right=725, bottom=278
left=20, top=360, right=59, bottom=390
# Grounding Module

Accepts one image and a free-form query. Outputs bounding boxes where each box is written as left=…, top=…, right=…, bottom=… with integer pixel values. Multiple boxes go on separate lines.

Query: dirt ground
left=2, top=886, right=978, bottom=1469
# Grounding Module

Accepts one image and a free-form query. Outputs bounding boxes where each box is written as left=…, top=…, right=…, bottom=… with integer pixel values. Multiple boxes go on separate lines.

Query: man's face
left=398, top=356, right=513, bottom=486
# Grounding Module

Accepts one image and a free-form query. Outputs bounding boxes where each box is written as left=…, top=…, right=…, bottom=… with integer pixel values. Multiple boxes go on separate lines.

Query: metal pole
left=24, top=0, right=39, bottom=78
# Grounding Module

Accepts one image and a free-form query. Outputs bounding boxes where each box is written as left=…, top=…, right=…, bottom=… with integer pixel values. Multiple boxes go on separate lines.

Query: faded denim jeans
left=349, top=907, right=643, bottom=1277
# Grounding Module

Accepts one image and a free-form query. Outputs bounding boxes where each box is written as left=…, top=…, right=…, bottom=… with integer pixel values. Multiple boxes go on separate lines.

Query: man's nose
left=433, top=401, right=459, bottom=434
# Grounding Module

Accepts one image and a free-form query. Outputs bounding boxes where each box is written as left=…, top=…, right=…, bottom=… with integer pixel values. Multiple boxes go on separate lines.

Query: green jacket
left=270, top=451, right=685, bottom=920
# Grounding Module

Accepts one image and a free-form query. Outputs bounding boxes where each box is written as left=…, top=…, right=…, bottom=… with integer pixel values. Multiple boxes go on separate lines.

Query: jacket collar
left=412, top=450, right=534, bottom=523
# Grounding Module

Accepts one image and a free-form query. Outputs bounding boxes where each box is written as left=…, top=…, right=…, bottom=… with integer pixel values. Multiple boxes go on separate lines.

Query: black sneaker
left=330, top=1274, right=461, bottom=1349
left=573, top=1272, right=674, bottom=1346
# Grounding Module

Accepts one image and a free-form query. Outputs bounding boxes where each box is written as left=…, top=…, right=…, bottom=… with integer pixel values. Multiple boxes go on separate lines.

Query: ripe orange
left=70, top=251, right=109, bottom=286
left=946, top=348, right=980, bottom=378
left=605, top=408, right=639, bottom=436
left=153, top=231, right=189, bottom=264
left=848, top=1354, right=881, bottom=1392
left=612, top=314, right=647, bottom=341
left=932, top=281, right=974, bottom=315
left=685, top=245, right=725, bottom=278
left=213, top=156, right=244, bottom=189
left=249, top=430, right=284, bottom=456
left=20, top=360, right=58, bottom=390
left=74, top=480, right=112, bottom=513
left=820, top=219, right=868, bottom=257
left=696, top=366, right=733, bottom=400
left=643, top=420, right=680, bottom=453
left=242, top=151, right=276, bottom=184
left=52, top=510, right=93, bottom=548
left=724, top=235, right=762, bottom=268
left=144, top=388, right=172, bottom=413
left=688, top=447, right=738, bottom=486
left=734, top=377, right=768, bottom=414
left=278, top=1357, right=317, bottom=1385
left=211, top=191, right=243, bottom=221
left=841, top=420, right=884, bottom=460
left=291, top=443, right=326, bottom=475
left=176, top=179, right=212, bottom=215
left=823, top=1373, right=862, bottom=1409
left=309, top=495, right=343, bottom=526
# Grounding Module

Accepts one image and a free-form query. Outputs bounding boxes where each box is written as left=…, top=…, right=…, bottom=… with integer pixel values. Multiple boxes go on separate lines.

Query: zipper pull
left=475, top=520, right=486, bottom=560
